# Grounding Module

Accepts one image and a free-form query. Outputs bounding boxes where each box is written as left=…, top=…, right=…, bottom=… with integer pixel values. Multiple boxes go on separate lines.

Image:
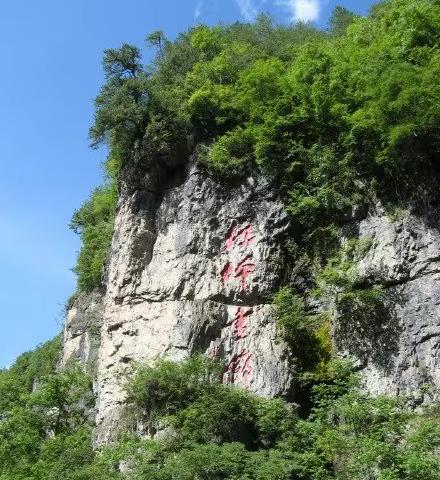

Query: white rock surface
left=92, top=165, right=292, bottom=443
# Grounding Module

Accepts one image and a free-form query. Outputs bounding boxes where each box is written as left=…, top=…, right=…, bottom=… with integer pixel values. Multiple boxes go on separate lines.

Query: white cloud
left=236, top=0, right=259, bottom=21
left=194, top=0, right=203, bottom=19
left=235, top=0, right=320, bottom=24
left=278, top=0, right=320, bottom=23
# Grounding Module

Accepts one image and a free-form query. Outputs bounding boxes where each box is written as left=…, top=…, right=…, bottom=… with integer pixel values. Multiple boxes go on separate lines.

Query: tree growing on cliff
left=89, top=43, right=150, bottom=156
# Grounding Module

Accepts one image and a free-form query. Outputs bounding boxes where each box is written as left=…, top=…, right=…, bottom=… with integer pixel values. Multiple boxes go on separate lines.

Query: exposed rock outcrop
left=62, top=157, right=440, bottom=444
left=338, top=204, right=440, bottom=404
left=62, top=290, right=103, bottom=369
left=91, top=162, right=292, bottom=443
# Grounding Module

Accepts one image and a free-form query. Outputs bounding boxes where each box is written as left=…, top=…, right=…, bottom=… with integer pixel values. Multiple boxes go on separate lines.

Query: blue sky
left=0, top=0, right=376, bottom=368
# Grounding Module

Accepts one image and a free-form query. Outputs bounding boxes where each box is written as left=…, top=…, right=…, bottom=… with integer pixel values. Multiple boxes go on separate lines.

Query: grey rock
left=93, top=164, right=293, bottom=444
left=337, top=204, right=440, bottom=401
left=63, top=153, right=440, bottom=446
left=61, top=290, right=103, bottom=369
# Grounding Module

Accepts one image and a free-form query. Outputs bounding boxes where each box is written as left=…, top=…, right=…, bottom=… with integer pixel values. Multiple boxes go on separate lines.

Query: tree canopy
left=72, top=0, right=440, bottom=292
left=2, top=345, right=440, bottom=479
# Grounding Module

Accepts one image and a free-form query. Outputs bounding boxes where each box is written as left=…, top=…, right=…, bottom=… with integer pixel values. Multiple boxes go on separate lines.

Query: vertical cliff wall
left=62, top=157, right=440, bottom=444
left=70, top=160, right=293, bottom=443
left=337, top=204, right=440, bottom=405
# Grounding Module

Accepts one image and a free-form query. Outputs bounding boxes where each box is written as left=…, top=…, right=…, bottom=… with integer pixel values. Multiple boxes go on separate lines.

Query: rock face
left=90, top=162, right=292, bottom=443
left=337, top=204, right=440, bottom=404
left=62, top=155, right=440, bottom=444
left=62, top=290, right=103, bottom=369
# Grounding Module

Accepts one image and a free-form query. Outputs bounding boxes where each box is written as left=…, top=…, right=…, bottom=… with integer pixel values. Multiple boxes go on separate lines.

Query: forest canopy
left=1, top=341, right=440, bottom=479
left=71, top=0, right=440, bottom=292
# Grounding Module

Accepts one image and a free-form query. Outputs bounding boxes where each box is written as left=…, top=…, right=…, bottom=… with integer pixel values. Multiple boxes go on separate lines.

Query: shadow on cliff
left=333, top=288, right=404, bottom=374
left=377, top=164, right=440, bottom=234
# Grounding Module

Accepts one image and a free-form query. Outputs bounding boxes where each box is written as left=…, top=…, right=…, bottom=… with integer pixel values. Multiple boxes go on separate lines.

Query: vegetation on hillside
left=70, top=183, right=117, bottom=291
left=8, top=1, right=436, bottom=477
left=72, top=0, right=440, bottom=292
left=2, top=345, right=440, bottom=479
left=0, top=338, right=95, bottom=480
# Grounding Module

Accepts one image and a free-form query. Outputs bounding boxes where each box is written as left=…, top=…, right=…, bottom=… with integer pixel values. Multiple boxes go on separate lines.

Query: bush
left=3, top=347, right=440, bottom=480
left=0, top=339, right=95, bottom=480
left=70, top=184, right=117, bottom=291
left=204, top=127, right=254, bottom=175
left=273, top=287, right=331, bottom=374
left=125, top=355, right=222, bottom=425
left=126, top=356, right=295, bottom=449
left=174, top=386, right=259, bottom=446
left=0, top=337, right=61, bottom=412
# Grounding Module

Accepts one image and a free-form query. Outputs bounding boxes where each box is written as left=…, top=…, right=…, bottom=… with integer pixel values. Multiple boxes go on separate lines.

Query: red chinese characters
left=226, top=350, right=253, bottom=388
left=221, top=261, right=234, bottom=284
left=220, top=223, right=257, bottom=389
left=225, top=225, right=239, bottom=251
left=225, top=224, right=256, bottom=251
left=238, top=225, right=255, bottom=249
left=234, top=255, right=256, bottom=292
left=221, top=256, right=256, bottom=292
left=232, top=307, right=252, bottom=340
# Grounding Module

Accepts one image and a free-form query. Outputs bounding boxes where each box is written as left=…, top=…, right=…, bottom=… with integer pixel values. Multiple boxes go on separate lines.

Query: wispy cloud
left=235, top=0, right=321, bottom=24
left=194, top=0, right=203, bottom=19
left=277, top=0, right=320, bottom=22
left=235, top=0, right=259, bottom=21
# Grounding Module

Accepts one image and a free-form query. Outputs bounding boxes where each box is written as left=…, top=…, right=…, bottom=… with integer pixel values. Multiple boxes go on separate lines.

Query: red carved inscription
left=226, top=350, right=253, bottom=387
left=221, top=261, right=234, bottom=284
left=225, top=224, right=239, bottom=251
left=221, top=223, right=257, bottom=389
left=225, top=224, right=256, bottom=251
left=232, top=307, right=252, bottom=339
left=235, top=256, right=256, bottom=291
left=238, top=225, right=256, bottom=249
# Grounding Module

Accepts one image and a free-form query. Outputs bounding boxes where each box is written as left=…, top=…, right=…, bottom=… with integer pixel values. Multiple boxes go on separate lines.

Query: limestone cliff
left=339, top=204, right=440, bottom=404
left=62, top=155, right=440, bottom=443
left=63, top=157, right=293, bottom=443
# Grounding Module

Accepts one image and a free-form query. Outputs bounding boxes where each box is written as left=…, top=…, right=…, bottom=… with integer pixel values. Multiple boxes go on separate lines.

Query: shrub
left=3, top=347, right=440, bottom=480
left=0, top=339, right=95, bottom=480
left=70, top=184, right=117, bottom=291
left=204, top=127, right=254, bottom=175
left=174, top=386, right=259, bottom=446
left=125, top=355, right=222, bottom=425
left=273, top=287, right=331, bottom=374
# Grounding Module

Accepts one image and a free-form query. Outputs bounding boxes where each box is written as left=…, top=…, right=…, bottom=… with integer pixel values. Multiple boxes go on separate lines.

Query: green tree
left=89, top=44, right=150, bottom=155
left=329, top=6, right=357, bottom=36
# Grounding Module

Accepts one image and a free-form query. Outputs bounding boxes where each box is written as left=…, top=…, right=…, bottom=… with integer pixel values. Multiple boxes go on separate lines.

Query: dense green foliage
left=273, top=287, right=331, bottom=377
left=3, top=344, right=440, bottom=479
left=0, top=338, right=95, bottom=480
left=72, top=0, right=440, bottom=291
left=70, top=182, right=117, bottom=291
left=115, top=358, right=440, bottom=480
left=125, top=355, right=223, bottom=425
